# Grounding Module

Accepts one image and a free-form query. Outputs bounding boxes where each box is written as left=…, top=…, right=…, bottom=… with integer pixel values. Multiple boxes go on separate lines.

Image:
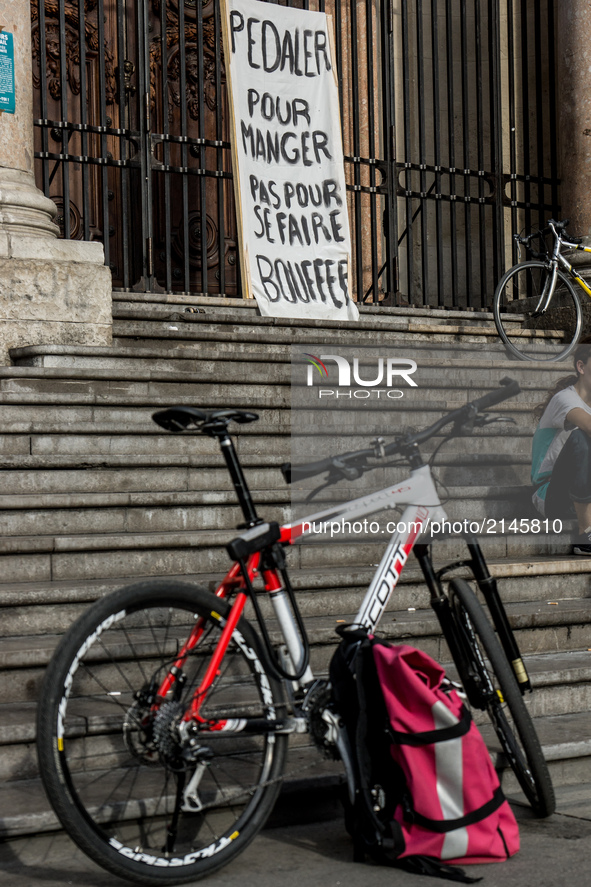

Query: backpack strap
left=404, top=785, right=506, bottom=833
left=388, top=707, right=472, bottom=746
left=397, top=855, right=483, bottom=884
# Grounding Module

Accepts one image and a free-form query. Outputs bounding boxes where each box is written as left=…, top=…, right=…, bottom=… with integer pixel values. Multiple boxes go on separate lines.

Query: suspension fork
left=413, top=544, right=464, bottom=646
left=414, top=541, right=531, bottom=695
left=465, top=538, right=531, bottom=692
left=413, top=544, right=480, bottom=700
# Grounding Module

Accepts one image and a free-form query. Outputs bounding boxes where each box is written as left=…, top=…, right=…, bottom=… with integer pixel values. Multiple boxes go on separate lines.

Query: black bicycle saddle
left=152, top=407, right=259, bottom=434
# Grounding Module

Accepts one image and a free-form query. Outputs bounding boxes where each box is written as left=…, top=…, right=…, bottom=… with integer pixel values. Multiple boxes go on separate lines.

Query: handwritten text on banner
left=222, top=0, right=358, bottom=321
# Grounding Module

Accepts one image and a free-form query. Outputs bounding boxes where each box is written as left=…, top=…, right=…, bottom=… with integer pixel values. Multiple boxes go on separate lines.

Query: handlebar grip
left=471, top=377, right=521, bottom=413
left=281, top=458, right=334, bottom=484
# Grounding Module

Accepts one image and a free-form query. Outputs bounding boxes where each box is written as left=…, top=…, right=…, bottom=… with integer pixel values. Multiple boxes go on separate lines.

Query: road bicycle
left=493, top=218, right=591, bottom=362
left=36, top=377, right=555, bottom=886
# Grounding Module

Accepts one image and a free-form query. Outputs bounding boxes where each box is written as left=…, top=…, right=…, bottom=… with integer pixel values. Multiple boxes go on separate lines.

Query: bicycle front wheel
left=447, top=579, right=555, bottom=817
left=493, top=260, right=582, bottom=362
left=36, top=579, right=288, bottom=886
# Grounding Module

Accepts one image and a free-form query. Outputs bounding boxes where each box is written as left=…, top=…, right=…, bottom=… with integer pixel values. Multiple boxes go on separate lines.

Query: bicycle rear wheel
left=493, top=260, right=581, bottom=362
left=446, top=579, right=555, bottom=817
left=36, top=579, right=288, bottom=886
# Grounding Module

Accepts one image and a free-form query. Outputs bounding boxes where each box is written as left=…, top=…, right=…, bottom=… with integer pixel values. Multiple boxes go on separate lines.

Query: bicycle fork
left=414, top=540, right=531, bottom=694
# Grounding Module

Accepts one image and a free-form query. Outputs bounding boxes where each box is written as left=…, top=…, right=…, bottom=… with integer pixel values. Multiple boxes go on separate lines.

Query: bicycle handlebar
left=282, top=378, right=521, bottom=484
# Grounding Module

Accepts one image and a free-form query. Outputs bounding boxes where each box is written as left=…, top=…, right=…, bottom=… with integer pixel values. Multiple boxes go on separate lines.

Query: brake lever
left=332, top=457, right=366, bottom=480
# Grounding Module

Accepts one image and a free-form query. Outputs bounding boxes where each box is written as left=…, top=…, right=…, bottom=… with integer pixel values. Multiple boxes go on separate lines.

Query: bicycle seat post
left=216, top=431, right=260, bottom=528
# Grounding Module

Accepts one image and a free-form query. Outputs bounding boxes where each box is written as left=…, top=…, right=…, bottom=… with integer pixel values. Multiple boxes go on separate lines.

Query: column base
left=0, top=235, right=112, bottom=366
left=0, top=167, right=60, bottom=238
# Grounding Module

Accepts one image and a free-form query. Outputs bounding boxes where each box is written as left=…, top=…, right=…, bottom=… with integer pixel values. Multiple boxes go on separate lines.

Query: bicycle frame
left=535, top=221, right=591, bottom=312
left=158, top=450, right=531, bottom=732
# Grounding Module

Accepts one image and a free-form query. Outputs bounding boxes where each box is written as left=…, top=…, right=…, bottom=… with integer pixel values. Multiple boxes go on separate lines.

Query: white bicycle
left=36, top=376, right=554, bottom=886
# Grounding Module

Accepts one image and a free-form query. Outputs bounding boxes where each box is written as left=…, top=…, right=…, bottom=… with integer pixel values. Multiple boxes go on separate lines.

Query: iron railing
left=31, top=0, right=558, bottom=309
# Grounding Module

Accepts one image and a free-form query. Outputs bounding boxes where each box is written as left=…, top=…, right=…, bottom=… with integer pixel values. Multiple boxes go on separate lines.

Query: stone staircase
left=0, top=293, right=590, bottom=835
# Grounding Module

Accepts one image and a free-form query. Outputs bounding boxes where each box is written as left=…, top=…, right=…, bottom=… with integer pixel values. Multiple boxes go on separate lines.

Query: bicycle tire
left=446, top=579, right=555, bottom=818
left=493, top=260, right=582, bottom=362
left=36, top=579, right=288, bottom=886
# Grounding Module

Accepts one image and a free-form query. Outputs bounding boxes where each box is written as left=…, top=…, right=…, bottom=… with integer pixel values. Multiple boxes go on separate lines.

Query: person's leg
left=545, top=429, right=591, bottom=552
left=574, top=501, right=591, bottom=534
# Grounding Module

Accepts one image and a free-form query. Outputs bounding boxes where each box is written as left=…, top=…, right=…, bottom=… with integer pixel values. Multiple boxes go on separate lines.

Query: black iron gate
left=32, top=0, right=558, bottom=309
left=393, top=0, right=559, bottom=309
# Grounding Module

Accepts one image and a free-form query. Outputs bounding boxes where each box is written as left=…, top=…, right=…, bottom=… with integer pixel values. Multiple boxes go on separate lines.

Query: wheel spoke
left=494, top=261, right=581, bottom=361
left=38, top=583, right=287, bottom=881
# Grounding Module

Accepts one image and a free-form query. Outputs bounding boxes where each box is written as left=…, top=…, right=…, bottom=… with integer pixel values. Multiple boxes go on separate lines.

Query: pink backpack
left=330, top=633, right=519, bottom=881
left=373, top=643, right=519, bottom=865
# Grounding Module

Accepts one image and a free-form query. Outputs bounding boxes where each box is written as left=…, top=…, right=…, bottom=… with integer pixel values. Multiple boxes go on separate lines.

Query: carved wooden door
left=32, top=0, right=238, bottom=296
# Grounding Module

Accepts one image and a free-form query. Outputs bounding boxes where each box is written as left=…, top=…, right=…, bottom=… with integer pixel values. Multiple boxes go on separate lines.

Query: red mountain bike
left=36, top=378, right=554, bottom=885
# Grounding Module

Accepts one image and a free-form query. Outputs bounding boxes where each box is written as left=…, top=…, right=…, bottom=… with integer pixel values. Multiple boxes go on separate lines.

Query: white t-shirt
left=531, top=386, right=591, bottom=515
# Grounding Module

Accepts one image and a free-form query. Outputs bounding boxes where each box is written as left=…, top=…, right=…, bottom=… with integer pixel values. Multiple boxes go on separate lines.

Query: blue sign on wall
left=0, top=30, right=15, bottom=115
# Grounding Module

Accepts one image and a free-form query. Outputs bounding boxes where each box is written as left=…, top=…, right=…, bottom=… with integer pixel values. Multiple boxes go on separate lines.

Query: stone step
left=1, top=560, right=590, bottom=638
left=0, top=525, right=577, bottom=584
left=111, top=299, right=500, bottom=330
left=10, top=343, right=571, bottom=389
left=1, top=597, right=589, bottom=704
left=0, top=480, right=548, bottom=536
left=0, top=458, right=534, bottom=499
left=0, top=373, right=559, bottom=413
left=109, top=317, right=531, bottom=352
left=0, top=430, right=536, bottom=460
left=110, top=300, right=564, bottom=346
left=1, top=677, right=588, bottom=786
left=0, top=707, right=588, bottom=837
left=0, top=553, right=586, bottom=607
left=111, top=292, right=503, bottom=328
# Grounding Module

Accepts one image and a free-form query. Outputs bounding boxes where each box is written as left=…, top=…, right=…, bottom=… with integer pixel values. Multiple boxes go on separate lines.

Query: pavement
left=1, top=799, right=591, bottom=887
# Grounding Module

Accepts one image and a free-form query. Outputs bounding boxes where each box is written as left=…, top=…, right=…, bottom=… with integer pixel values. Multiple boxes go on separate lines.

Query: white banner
left=221, top=0, right=358, bottom=322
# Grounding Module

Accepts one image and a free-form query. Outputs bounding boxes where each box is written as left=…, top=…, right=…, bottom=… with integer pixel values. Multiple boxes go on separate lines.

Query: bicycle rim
left=447, top=579, right=555, bottom=817
left=37, top=580, right=287, bottom=885
left=494, top=261, right=581, bottom=362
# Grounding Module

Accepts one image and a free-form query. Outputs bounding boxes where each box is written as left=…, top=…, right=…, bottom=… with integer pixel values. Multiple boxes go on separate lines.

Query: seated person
left=531, top=338, right=591, bottom=554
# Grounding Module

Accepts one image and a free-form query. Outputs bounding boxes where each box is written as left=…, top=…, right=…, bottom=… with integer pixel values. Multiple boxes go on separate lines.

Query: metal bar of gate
left=431, top=0, right=443, bottom=305
left=116, top=0, right=130, bottom=288
left=507, top=0, right=518, bottom=267
left=57, top=0, right=70, bottom=239
left=475, top=0, right=486, bottom=305
left=97, top=0, right=110, bottom=268
left=401, top=0, right=413, bottom=303
left=445, top=0, right=458, bottom=304
left=37, top=0, right=49, bottom=196
left=214, top=0, right=225, bottom=296
left=547, top=0, right=559, bottom=220
left=349, top=0, right=364, bottom=302
left=460, top=0, right=472, bottom=306
left=416, top=0, right=428, bottom=304
left=77, top=0, right=90, bottom=243
left=160, top=0, right=172, bottom=293
left=139, top=0, right=153, bottom=283
left=534, top=0, right=545, bottom=233
left=520, top=0, right=531, bottom=234
left=381, top=0, right=397, bottom=300
left=196, top=0, right=208, bottom=294
left=178, top=1, right=190, bottom=293
left=489, top=0, right=504, bottom=294
left=366, top=0, right=379, bottom=303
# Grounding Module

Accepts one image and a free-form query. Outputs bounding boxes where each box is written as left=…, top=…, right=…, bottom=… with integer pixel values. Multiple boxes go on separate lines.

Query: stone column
left=556, top=1, right=591, bottom=244
left=0, top=0, right=112, bottom=365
